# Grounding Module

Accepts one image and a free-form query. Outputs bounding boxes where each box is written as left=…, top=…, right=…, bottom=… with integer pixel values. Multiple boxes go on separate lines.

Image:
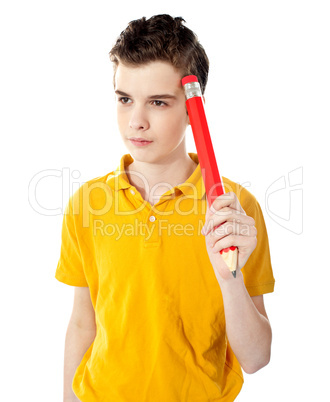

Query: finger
left=205, top=207, right=234, bottom=230
left=207, top=221, right=257, bottom=248
left=203, top=208, right=255, bottom=236
left=210, top=234, right=257, bottom=255
left=205, top=193, right=241, bottom=221
left=210, top=192, right=245, bottom=215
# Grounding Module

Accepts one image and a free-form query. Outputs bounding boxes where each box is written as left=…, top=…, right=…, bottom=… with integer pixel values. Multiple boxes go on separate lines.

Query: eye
left=119, top=97, right=132, bottom=104
left=152, top=100, right=167, bottom=107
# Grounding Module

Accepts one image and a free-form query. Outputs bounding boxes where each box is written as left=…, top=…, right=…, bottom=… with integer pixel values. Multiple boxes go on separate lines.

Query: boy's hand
left=201, top=192, right=257, bottom=281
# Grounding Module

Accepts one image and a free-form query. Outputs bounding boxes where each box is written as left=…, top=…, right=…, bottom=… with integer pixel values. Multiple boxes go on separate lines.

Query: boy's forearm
left=218, top=271, right=272, bottom=374
left=63, top=322, right=96, bottom=402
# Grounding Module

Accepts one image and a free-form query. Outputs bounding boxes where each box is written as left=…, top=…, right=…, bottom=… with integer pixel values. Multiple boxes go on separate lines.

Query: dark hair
left=109, top=14, right=209, bottom=94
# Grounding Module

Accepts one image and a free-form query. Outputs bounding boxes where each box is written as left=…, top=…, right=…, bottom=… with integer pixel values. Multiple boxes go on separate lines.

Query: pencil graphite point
left=232, top=271, right=236, bottom=279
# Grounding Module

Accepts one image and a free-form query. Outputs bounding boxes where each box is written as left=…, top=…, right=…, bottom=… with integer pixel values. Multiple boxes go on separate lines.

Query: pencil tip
left=232, top=271, right=236, bottom=278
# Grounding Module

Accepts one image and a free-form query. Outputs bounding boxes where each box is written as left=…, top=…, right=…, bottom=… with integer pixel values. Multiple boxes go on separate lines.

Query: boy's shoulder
left=80, top=154, right=133, bottom=193
left=71, top=155, right=129, bottom=201
left=66, top=168, right=120, bottom=216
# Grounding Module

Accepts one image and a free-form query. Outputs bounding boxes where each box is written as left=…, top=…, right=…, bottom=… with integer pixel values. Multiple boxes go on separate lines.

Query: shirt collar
left=106, top=153, right=205, bottom=200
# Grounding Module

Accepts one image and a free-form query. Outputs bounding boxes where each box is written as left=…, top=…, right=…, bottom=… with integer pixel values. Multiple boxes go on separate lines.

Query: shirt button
left=130, top=189, right=135, bottom=195
left=149, top=215, right=156, bottom=222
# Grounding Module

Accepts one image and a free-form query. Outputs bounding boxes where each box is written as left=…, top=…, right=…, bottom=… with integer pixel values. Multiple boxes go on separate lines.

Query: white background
left=1, top=0, right=329, bottom=400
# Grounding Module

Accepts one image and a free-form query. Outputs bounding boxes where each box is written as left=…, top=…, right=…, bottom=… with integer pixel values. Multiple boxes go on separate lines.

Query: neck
left=126, top=151, right=197, bottom=205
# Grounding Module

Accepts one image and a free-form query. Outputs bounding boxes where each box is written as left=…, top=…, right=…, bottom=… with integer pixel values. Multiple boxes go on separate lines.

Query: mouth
left=129, top=138, right=153, bottom=147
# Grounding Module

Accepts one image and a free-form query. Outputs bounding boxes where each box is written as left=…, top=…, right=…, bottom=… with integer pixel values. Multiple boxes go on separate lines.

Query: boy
left=56, top=14, right=275, bottom=402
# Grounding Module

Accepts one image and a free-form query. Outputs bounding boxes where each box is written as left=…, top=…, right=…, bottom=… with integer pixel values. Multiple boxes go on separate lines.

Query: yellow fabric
left=55, top=152, right=275, bottom=401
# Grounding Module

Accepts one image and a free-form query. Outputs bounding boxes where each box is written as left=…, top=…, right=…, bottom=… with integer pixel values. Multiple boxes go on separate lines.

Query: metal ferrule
left=183, top=81, right=202, bottom=100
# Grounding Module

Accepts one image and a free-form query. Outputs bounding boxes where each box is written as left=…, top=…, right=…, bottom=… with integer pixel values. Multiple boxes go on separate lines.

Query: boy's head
left=109, top=14, right=209, bottom=95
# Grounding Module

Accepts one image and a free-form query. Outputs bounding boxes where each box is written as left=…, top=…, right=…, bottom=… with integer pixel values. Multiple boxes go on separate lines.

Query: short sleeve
left=240, top=190, right=275, bottom=297
left=55, top=191, right=89, bottom=287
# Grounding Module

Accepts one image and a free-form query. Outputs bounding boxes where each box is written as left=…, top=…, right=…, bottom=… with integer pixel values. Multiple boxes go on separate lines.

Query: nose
left=129, top=105, right=150, bottom=131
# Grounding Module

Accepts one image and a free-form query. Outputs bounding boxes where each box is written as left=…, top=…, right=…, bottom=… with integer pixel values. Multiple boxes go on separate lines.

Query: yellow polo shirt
left=55, top=152, right=275, bottom=401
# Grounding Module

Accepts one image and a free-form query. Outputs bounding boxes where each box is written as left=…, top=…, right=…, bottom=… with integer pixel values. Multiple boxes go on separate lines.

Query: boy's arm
left=217, top=275, right=272, bottom=374
left=202, top=192, right=272, bottom=374
left=63, top=287, right=96, bottom=402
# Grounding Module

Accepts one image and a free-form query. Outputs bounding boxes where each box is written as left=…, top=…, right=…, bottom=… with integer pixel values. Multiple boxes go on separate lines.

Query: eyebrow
left=115, top=90, right=177, bottom=100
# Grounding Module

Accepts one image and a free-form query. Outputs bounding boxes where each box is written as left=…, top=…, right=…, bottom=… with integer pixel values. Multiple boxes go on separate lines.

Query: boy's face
left=114, top=61, right=189, bottom=164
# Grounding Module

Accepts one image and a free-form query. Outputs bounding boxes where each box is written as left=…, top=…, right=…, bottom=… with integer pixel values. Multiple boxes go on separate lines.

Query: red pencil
left=182, top=75, right=237, bottom=278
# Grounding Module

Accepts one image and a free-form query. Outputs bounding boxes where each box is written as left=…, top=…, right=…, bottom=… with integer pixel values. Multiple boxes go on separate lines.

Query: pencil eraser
left=181, top=75, right=198, bottom=86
